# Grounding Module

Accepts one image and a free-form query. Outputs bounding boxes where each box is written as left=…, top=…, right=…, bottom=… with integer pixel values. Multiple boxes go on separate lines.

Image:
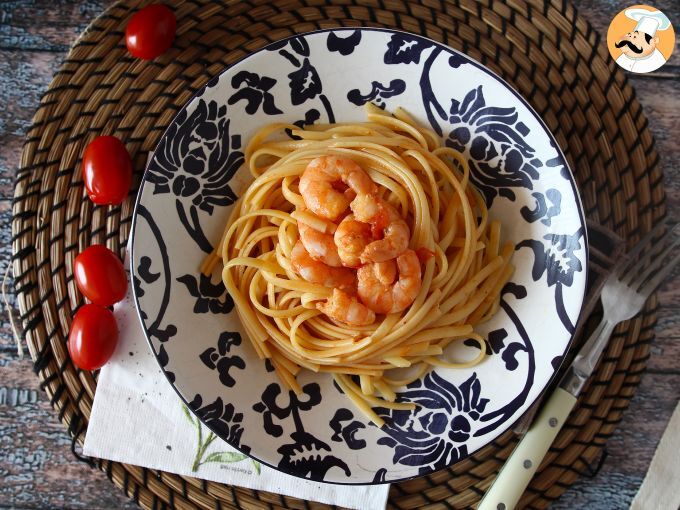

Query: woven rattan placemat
left=11, top=1, right=665, bottom=508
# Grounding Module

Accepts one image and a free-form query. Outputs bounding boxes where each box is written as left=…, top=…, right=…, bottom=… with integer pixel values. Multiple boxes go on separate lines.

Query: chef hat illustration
left=625, top=8, right=672, bottom=37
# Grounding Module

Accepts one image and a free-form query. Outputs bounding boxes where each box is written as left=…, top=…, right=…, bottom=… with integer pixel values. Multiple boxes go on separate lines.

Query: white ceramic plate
left=130, top=28, right=587, bottom=484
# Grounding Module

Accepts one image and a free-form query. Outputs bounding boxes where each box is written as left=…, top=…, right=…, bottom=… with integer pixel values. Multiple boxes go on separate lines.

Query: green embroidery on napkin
left=182, top=404, right=260, bottom=474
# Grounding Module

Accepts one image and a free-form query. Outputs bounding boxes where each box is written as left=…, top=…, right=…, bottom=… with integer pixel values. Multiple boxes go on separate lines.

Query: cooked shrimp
left=350, top=194, right=410, bottom=263
left=374, top=260, right=397, bottom=284
left=334, top=214, right=372, bottom=268
left=298, top=222, right=343, bottom=267
left=357, top=250, right=421, bottom=314
left=291, top=241, right=355, bottom=289
left=317, top=288, right=376, bottom=326
left=299, top=156, right=377, bottom=221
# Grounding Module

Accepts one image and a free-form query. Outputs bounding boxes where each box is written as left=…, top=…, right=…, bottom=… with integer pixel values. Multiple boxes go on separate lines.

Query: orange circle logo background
left=606, top=4, right=675, bottom=63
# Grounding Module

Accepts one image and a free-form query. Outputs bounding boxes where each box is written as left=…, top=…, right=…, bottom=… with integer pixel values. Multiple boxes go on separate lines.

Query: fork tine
left=611, top=222, right=667, bottom=280
left=638, top=250, right=680, bottom=299
left=630, top=232, right=680, bottom=290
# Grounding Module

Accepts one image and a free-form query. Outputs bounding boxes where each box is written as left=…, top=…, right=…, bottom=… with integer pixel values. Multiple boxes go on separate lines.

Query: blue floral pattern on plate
left=376, top=372, right=489, bottom=474
left=131, top=28, right=587, bottom=484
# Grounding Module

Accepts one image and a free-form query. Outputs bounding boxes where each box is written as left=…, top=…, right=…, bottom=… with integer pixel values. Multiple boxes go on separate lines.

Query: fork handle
left=477, top=387, right=577, bottom=510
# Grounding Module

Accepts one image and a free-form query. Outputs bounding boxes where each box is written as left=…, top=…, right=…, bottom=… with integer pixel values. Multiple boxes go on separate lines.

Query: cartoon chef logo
left=607, top=6, right=675, bottom=73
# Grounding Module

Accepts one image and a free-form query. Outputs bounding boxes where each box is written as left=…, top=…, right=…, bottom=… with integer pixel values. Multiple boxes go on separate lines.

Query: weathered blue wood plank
left=0, top=354, right=138, bottom=510
left=0, top=0, right=110, bottom=51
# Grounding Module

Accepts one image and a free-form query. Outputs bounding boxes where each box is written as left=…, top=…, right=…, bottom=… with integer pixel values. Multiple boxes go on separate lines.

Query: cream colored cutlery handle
left=477, top=387, right=577, bottom=510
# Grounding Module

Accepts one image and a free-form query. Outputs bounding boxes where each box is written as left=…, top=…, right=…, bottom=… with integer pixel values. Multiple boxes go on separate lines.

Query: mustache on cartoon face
left=615, top=39, right=644, bottom=54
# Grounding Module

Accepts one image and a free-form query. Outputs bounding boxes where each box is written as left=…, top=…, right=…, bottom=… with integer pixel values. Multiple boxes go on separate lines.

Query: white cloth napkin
left=630, top=400, right=680, bottom=510
left=83, top=253, right=389, bottom=510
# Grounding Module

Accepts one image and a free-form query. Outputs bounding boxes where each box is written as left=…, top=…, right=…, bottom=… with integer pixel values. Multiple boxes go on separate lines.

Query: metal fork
left=479, top=222, right=680, bottom=510
left=562, top=221, right=680, bottom=396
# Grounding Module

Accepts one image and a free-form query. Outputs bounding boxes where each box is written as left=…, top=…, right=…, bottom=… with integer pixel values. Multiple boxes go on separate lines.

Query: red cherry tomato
left=74, top=245, right=128, bottom=306
left=125, top=4, right=176, bottom=60
left=82, top=136, right=132, bottom=205
left=68, top=304, right=119, bottom=371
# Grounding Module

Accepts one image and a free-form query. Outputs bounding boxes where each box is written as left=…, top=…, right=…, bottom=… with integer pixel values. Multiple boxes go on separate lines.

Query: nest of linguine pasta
left=202, top=105, right=513, bottom=426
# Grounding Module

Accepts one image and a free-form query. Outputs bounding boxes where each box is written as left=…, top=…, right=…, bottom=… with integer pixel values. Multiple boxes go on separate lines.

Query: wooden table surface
left=1, top=1, right=678, bottom=509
